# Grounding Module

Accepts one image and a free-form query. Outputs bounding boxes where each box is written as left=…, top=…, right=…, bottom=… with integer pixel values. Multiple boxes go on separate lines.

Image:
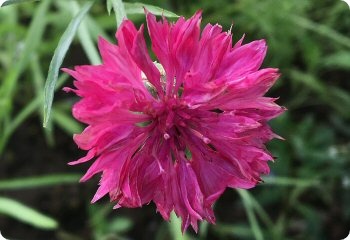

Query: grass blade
left=262, top=176, right=319, bottom=187
left=108, top=0, right=126, bottom=27
left=1, top=0, right=39, bottom=7
left=0, top=0, right=49, bottom=112
left=290, top=15, right=350, bottom=49
left=0, top=174, right=80, bottom=190
left=59, top=1, right=101, bottom=65
left=30, top=54, right=55, bottom=146
left=0, top=73, right=69, bottom=154
left=0, top=97, right=40, bottom=154
left=0, top=197, right=58, bottom=229
left=213, top=223, right=254, bottom=238
left=43, top=1, right=94, bottom=128
left=124, top=2, right=179, bottom=18
left=237, top=189, right=264, bottom=240
left=169, top=212, right=190, bottom=240
left=106, top=0, right=112, bottom=15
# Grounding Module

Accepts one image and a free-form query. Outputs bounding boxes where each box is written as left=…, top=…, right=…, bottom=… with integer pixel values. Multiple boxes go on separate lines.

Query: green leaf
left=262, top=176, right=319, bottom=187
left=168, top=212, right=191, bottom=240
left=0, top=174, right=80, bottom=190
left=106, top=0, right=112, bottom=15
left=237, top=189, right=264, bottom=240
left=0, top=72, right=69, bottom=154
left=0, top=96, right=40, bottom=154
left=108, top=0, right=126, bottom=27
left=0, top=0, right=49, bottom=111
left=74, top=14, right=101, bottom=64
left=214, top=223, right=254, bottom=238
left=56, top=1, right=101, bottom=65
left=0, top=197, right=58, bottom=229
left=290, top=15, right=350, bottom=49
left=1, top=0, right=39, bottom=7
left=289, top=70, right=325, bottom=94
left=124, top=2, right=179, bottom=18
left=199, top=221, right=209, bottom=238
left=43, top=1, right=94, bottom=128
left=108, top=217, right=133, bottom=233
left=323, top=51, right=350, bottom=69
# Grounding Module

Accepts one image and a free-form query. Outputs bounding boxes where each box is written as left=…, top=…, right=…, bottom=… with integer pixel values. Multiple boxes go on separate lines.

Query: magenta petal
left=216, top=39, right=267, bottom=79
left=146, top=12, right=171, bottom=72
left=186, top=23, right=231, bottom=88
left=68, top=148, right=96, bottom=165
left=146, top=11, right=202, bottom=95
left=122, top=24, right=163, bottom=96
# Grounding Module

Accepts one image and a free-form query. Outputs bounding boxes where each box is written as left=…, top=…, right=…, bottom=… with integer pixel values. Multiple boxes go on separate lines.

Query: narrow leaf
left=1, top=0, right=39, bottom=7
left=237, top=190, right=264, bottom=240
left=213, top=224, right=254, bottom=238
left=108, top=217, right=133, bottom=233
left=124, top=2, right=179, bottom=18
left=109, top=0, right=126, bottom=27
left=262, top=176, right=319, bottom=187
left=57, top=0, right=101, bottom=64
left=106, top=0, right=112, bottom=15
left=169, top=212, right=190, bottom=240
left=0, top=197, right=58, bottom=229
left=290, top=15, right=350, bottom=49
left=0, top=174, right=80, bottom=190
left=323, top=51, right=350, bottom=69
left=0, top=0, right=49, bottom=102
left=43, top=1, right=94, bottom=127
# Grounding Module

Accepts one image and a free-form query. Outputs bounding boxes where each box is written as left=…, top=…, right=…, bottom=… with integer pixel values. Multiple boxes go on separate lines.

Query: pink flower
left=63, top=11, right=285, bottom=232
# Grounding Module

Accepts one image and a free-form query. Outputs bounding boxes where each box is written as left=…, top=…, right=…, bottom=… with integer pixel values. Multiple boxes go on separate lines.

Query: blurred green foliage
left=0, top=0, right=349, bottom=239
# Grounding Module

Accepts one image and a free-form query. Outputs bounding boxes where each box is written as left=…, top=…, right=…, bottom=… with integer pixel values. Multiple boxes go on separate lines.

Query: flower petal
left=146, top=11, right=202, bottom=95
left=121, top=22, right=163, bottom=96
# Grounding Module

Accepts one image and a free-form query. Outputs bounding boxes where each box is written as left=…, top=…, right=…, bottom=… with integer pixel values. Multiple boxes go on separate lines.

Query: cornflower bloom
left=64, top=11, right=285, bottom=232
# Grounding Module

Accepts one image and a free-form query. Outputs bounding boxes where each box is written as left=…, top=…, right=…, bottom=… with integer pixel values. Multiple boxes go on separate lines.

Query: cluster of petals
left=64, top=10, right=285, bottom=232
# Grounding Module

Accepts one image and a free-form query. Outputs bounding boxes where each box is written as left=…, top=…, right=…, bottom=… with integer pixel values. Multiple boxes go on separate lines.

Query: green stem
left=237, top=190, right=264, bottom=240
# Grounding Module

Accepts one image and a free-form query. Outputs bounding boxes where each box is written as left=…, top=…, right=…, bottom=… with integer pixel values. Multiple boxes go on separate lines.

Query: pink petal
left=121, top=23, right=163, bottom=96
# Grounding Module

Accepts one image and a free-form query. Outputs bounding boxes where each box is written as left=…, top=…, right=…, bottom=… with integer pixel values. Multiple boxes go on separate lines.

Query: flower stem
left=169, top=211, right=188, bottom=240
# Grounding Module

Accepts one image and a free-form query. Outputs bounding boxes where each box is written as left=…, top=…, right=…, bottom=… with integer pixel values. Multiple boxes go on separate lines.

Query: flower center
left=150, top=97, right=188, bottom=139
left=140, top=68, right=210, bottom=145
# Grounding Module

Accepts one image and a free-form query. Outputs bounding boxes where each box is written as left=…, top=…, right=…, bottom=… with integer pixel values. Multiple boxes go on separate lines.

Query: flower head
left=64, top=10, right=285, bottom=232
